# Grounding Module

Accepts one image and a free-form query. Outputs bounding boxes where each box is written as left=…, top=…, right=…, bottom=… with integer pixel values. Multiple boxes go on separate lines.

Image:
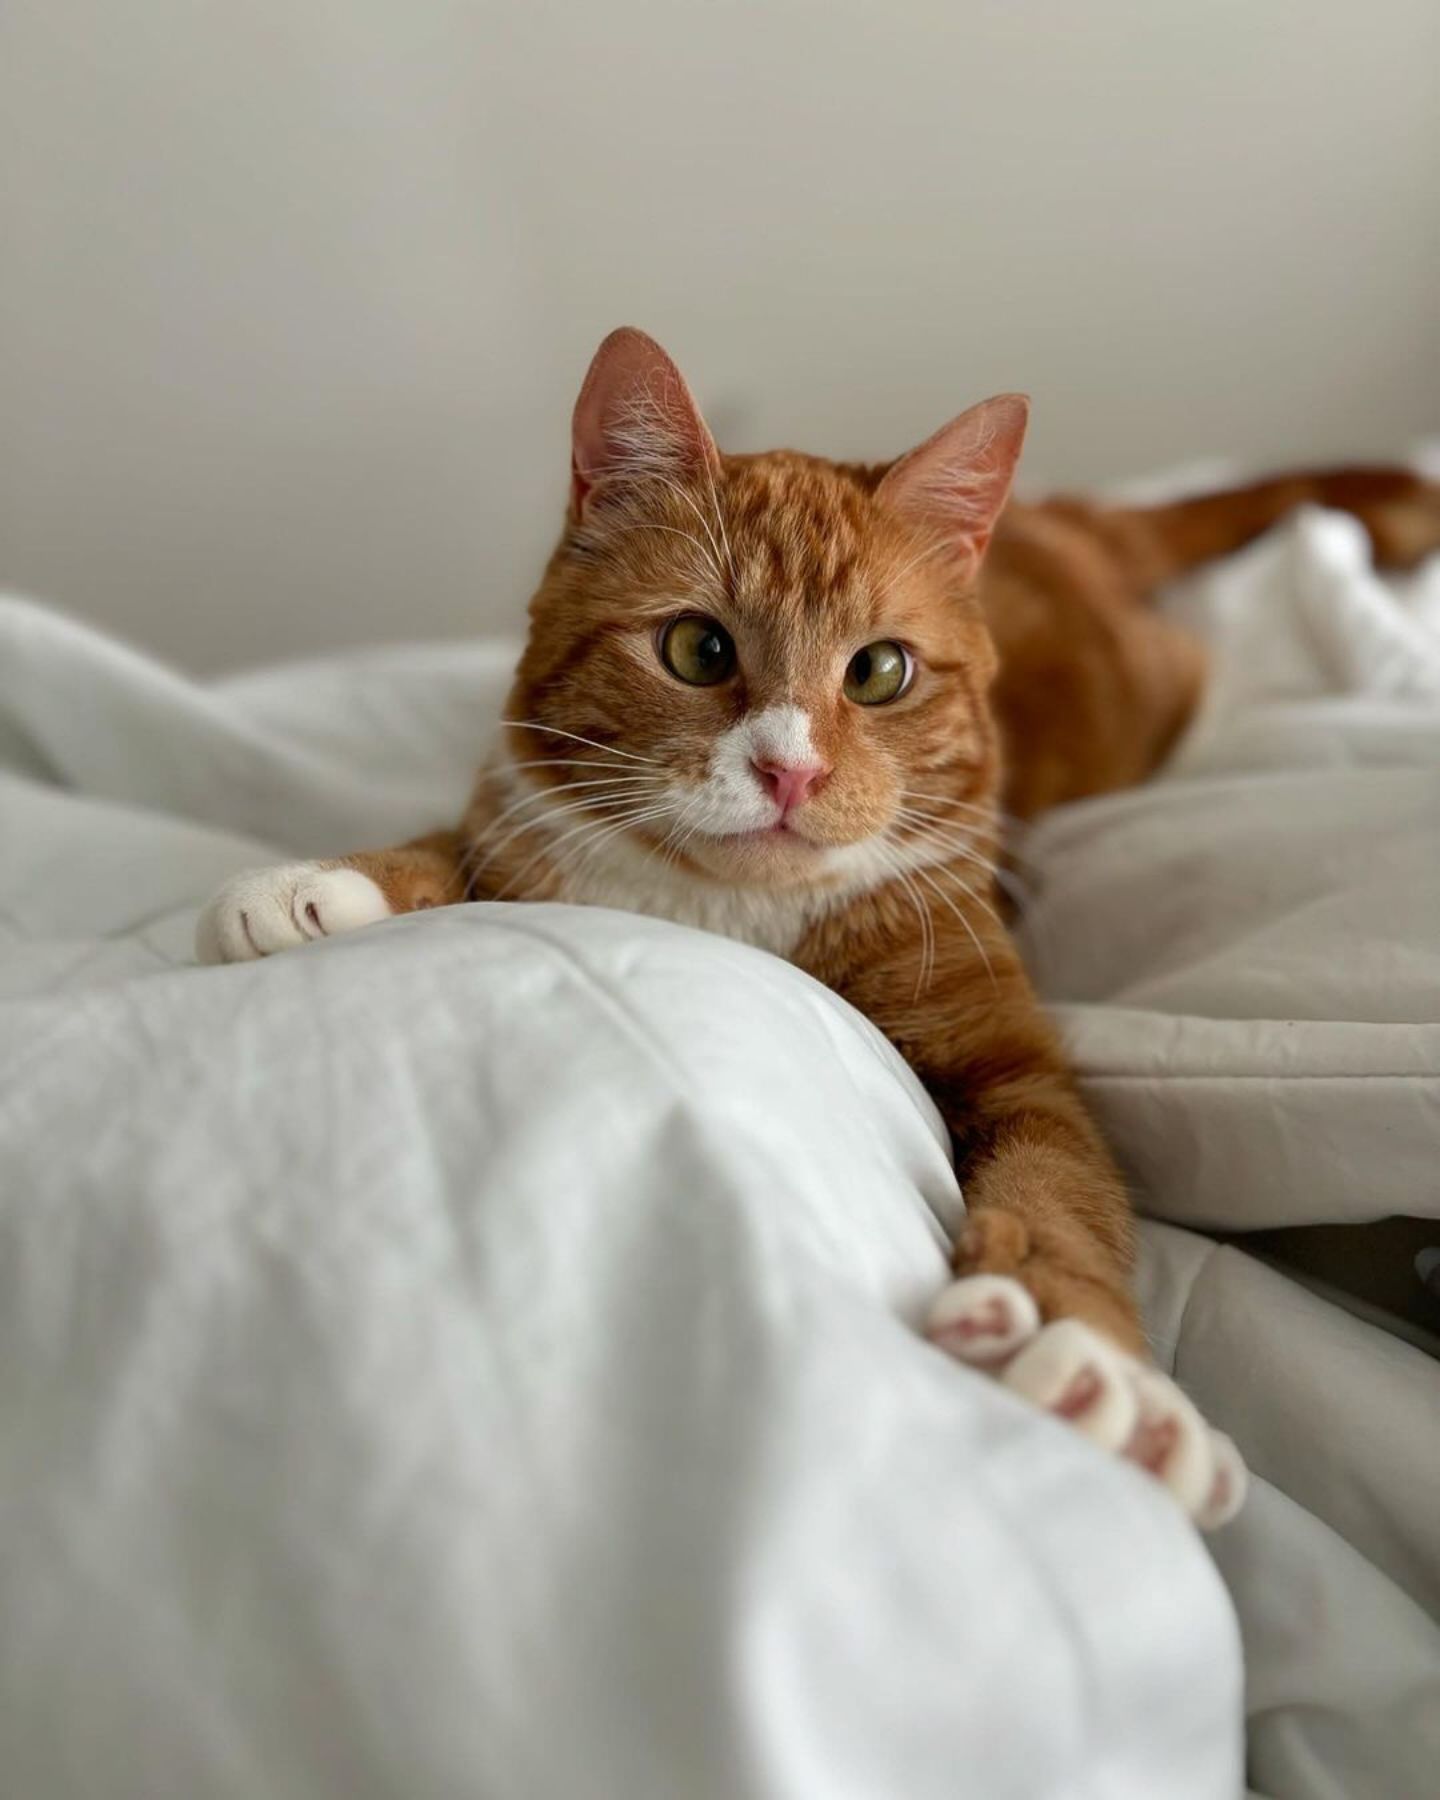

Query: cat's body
left=198, top=329, right=1440, bottom=1529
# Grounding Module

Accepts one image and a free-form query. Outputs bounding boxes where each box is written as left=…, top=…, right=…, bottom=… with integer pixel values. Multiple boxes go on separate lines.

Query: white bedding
left=0, top=505, right=1436, bottom=1797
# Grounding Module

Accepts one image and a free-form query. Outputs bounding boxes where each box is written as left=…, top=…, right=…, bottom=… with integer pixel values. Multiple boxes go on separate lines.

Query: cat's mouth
left=691, top=809, right=836, bottom=852
left=667, top=814, right=859, bottom=888
left=721, top=820, right=811, bottom=844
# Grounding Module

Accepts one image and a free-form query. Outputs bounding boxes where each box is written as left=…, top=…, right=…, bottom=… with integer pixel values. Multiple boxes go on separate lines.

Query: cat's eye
left=844, top=640, right=912, bottom=706
left=659, top=615, right=737, bottom=686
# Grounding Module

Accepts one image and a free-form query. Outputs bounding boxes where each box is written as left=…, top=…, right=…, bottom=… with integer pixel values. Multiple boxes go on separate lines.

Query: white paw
left=195, top=863, right=392, bottom=964
left=928, top=1272, right=1041, bottom=1367
left=925, top=1274, right=1247, bottom=1530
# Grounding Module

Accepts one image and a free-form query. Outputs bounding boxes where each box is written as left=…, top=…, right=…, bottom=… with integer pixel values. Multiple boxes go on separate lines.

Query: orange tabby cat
left=198, top=328, right=1440, bottom=1528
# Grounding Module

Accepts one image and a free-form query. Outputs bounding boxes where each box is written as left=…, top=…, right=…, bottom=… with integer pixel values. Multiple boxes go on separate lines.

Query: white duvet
left=0, top=507, right=1436, bottom=1798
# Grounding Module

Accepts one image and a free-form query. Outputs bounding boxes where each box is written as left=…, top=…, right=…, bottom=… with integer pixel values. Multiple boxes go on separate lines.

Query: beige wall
left=2, top=0, right=1437, bottom=672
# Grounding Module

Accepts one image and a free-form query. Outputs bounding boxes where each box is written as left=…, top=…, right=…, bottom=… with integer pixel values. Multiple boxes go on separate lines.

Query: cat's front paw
left=195, top=863, right=392, bottom=964
left=927, top=1275, right=1247, bottom=1530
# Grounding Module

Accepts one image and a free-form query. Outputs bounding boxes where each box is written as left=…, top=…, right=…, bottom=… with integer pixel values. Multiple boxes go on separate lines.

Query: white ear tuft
left=876, top=393, right=1029, bottom=577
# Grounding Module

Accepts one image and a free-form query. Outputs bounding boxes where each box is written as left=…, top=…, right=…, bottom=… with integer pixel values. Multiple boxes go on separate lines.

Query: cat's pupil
left=697, top=631, right=724, bottom=669
left=851, top=648, right=873, bottom=685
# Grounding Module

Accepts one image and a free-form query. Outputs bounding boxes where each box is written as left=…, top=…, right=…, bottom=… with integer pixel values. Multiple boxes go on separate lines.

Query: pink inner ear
left=876, top=393, right=1030, bottom=572
left=571, top=327, right=720, bottom=515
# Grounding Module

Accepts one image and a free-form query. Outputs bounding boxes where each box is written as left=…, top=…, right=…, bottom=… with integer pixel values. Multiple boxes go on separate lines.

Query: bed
left=0, top=503, right=1435, bottom=1797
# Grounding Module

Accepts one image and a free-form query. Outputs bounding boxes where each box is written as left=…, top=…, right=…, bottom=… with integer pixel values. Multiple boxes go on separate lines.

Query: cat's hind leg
left=195, top=831, right=466, bottom=964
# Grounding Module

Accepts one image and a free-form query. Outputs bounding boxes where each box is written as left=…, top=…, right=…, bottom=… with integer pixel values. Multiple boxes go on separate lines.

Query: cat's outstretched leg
left=195, top=831, right=466, bottom=963
left=825, top=925, right=1247, bottom=1530
left=939, top=1071, right=1243, bottom=1525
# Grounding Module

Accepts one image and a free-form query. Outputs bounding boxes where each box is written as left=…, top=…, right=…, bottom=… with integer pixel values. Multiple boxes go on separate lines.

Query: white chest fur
left=552, top=836, right=824, bottom=956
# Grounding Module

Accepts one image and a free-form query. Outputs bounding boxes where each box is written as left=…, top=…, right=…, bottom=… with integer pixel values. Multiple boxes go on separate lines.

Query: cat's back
left=980, top=499, right=1206, bottom=818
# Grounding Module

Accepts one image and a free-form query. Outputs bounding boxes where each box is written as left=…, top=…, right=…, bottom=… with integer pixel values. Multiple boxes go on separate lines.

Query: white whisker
left=897, top=787, right=1001, bottom=819
left=910, top=847, right=1007, bottom=934
left=875, top=840, right=935, bottom=998
left=557, top=802, right=680, bottom=885
left=892, top=807, right=999, bottom=869
left=494, top=799, right=676, bottom=901
left=911, top=863, right=997, bottom=988
left=498, top=721, right=661, bottom=765
left=465, top=775, right=666, bottom=882
left=473, top=757, right=654, bottom=781
left=655, top=792, right=703, bottom=873
left=892, top=808, right=1033, bottom=916
left=698, top=458, right=736, bottom=586
left=647, top=472, right=729, bottom=581
left=897, top=787, right=1026, bottom=841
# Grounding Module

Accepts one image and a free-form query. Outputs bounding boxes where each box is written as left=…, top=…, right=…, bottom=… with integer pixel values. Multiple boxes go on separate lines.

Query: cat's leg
left=922, top=1085, right=1247, bottom=1528
left=834, top=935, right=1247, bottom=1529
left=196, top=830, right=467, bottom=964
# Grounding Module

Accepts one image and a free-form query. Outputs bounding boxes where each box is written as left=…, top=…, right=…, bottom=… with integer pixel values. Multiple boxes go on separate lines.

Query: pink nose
left=752, top=758, right=829, bottom=816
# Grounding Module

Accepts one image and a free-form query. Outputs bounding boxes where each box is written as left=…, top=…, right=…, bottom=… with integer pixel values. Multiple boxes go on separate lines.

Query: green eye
left=844, top=640, right=912, bottom=705
left=659, top=615, right=737, bottom=686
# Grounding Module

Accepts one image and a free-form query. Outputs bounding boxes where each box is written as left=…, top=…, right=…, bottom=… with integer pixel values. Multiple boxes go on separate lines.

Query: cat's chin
left=676, top=824, right=853, bottom=889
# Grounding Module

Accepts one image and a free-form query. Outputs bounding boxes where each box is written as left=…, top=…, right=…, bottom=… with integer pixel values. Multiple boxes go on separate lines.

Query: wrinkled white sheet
left=0, top=502, right=1436, bottom=1797
left=1024, top=511, right=1440, bottom=1237
left=1020, top=509, right=1440, bottom=1798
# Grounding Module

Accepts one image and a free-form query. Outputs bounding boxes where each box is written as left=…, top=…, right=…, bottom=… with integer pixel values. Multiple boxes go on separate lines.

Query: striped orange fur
left=208, top=329, right=1440, bottom=1514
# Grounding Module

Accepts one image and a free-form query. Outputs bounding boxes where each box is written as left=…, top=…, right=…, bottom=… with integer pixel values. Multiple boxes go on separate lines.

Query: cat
left=197, top=327, right=1440, bottom=1529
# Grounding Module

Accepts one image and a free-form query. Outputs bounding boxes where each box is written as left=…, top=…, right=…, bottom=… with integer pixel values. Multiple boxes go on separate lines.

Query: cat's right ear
left=570, top=328, right=721, bottom=519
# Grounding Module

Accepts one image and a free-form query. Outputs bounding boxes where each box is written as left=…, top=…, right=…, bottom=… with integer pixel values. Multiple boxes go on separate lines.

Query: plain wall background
left=2, top=0, right=1437, bottom=673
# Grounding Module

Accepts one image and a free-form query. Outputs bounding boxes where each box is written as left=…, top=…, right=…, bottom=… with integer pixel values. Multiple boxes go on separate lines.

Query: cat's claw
left=195, top=863, right=392, bottom=964
left=925, top=1274, right=1247, bottom=1529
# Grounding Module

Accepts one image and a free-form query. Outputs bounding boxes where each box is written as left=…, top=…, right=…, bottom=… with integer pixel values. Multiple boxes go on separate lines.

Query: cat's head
left=504, top=328, right=1026, bottom=894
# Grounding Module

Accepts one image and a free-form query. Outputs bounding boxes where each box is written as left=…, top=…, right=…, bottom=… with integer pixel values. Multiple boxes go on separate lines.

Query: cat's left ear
left=876, top=394, right=1029, bottom=579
